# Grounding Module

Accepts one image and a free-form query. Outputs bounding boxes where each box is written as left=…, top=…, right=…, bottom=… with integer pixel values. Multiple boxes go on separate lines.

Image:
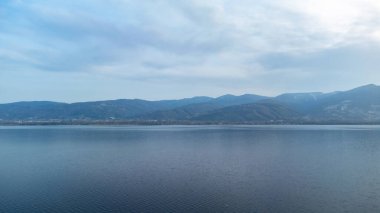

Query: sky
left=1, top=0, right=380, bottom=103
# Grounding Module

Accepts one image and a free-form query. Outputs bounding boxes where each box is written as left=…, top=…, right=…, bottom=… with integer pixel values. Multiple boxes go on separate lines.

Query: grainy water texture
left=0, top=125, right=380, bottom=213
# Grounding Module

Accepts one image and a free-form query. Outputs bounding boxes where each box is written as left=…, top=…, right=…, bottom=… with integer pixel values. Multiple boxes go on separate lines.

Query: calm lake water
left=1, top=125, right=380, bottom=213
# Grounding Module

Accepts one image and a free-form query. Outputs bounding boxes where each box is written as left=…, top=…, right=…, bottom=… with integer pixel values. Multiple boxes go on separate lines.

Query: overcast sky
left=1, top=0, right=380, bottom=103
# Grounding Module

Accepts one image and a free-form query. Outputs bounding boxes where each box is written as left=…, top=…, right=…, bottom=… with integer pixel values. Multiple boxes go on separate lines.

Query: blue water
left=1, top=125, right=380, bottom=212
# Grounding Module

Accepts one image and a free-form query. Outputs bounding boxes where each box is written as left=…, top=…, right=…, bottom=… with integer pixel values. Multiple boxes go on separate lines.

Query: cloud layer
left=1, top=0, right=380, bottom=102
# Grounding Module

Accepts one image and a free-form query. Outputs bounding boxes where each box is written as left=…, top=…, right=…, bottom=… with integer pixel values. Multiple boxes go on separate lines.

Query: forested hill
left=1, top=84, right=380, bottom=124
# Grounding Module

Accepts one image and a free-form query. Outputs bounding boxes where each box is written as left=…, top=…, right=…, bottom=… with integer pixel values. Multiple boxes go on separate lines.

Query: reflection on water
left=1, top=125, right=380, bottom=212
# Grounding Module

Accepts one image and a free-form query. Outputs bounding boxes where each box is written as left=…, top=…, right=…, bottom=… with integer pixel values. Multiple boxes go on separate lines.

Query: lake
left=0, top=125, right=380, bottom=212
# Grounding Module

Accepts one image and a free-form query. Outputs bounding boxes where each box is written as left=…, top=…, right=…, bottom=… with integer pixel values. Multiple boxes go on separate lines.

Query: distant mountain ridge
left=1, top=84, right=380, bottom=124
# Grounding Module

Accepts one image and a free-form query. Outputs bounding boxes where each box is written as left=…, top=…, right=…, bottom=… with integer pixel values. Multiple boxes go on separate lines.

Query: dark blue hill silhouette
left=1, top=84, right=380, bottom=123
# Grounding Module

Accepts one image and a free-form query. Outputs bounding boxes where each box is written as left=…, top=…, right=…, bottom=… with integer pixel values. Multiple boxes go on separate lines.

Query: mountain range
left=1, top=84, right=380, bottom=124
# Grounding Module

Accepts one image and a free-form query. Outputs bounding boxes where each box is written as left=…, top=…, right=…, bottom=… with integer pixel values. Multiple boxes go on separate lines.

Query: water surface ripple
left=1, top=125, right=380, bottom=212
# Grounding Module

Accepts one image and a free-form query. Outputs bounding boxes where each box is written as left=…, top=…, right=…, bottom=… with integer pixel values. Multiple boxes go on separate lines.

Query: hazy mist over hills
left=1, top=84, right=380, bottom=124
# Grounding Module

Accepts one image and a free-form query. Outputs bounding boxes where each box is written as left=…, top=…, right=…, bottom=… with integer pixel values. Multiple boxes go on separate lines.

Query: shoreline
left=2, top=120, right=380, bottom=126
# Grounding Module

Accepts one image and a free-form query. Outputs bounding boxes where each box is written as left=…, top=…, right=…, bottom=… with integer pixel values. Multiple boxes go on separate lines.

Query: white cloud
left=1, top=0, right=380, bottom=101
